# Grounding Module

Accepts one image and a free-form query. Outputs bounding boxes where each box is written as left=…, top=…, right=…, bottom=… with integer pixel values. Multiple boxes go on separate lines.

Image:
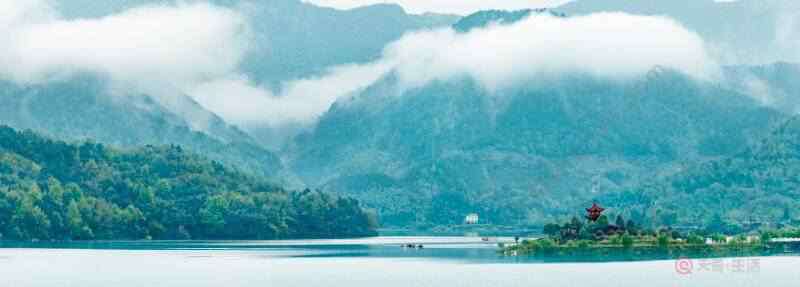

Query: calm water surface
left=1, top=237, right=798, bottom=287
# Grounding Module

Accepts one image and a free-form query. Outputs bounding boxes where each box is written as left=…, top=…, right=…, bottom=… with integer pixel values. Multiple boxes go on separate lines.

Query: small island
left=502, top=202, right=800, bottom=259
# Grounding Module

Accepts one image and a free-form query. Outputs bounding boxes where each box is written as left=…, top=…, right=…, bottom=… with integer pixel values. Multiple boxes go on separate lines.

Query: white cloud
left=385, top=12, right=718, bottom=91
left=182, top=11, right=719, bottom=127
left=0, top=0, right=389, bottom=128
left=190, top=62, right=392, bottom=126
left=1, top=1, right=247, bottom=85
left=776, top=9, right=800, bottom=63
left=0, top=0, right=248, bottom=130
left=303, top=0, right=571, bottom=15
left=0, top=1, right=718, bottom=132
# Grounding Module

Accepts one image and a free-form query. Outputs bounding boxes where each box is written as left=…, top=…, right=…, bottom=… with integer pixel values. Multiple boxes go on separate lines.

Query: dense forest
left=295, top=68, right=782, bottom=228
left=0, top=126, right=377, bottom=240
left=601, top=116, right=800, bottom=233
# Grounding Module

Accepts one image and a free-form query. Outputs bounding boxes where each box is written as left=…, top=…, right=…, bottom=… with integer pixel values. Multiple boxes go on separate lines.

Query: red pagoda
left=585, top=202, right=605, bottom=222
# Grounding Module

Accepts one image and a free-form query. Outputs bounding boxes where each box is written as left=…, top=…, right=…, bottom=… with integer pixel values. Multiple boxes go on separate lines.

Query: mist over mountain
left=50, top=0, right=457, bottom=84
left=3, top=0, right=800, bottom=233
left=233, top=0, right=458, bottom=85
left=557, top=0, right=800, bottom=65
left=4, top=0, right=457, bottom=149
left=723, top=62, right=800, bottom=113
left=452, top=9, right=564, bottom=32
left=287, top=68, right=784, bottom=226
left=0, top=76, right=290, bottom=184
left=278, top=7, right=800, bottom=228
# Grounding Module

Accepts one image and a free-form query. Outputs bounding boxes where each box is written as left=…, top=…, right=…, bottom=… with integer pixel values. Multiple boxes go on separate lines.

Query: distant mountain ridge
left=287, top=68, right=785, bottom=227
left=452, top=8, right=565, bottom=32
left=0, top=77, right=288, bottom=183
left=723, top=62, right=800, bottom=114
left=54, top=0, right=459, bottom=84
left=234, top=0, right=459, bottom=85
left=556, top=0, right=800, bottom=64
left=0, top=0, right=460, bottom=185
left=7, top=2, right=800, bottom=234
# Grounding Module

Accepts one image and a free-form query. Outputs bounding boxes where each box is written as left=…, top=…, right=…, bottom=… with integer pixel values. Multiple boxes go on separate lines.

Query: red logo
left=674, top=257, right=693, bottom=275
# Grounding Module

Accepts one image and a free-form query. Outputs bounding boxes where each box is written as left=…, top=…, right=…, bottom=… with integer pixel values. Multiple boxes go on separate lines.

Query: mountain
left=0, top=77, right=289, bottom=183
left=723, top=62, right=800, bottom=114
left=287, top=69, right=785, bottom=227
left=602, top=115, right=800, bottom=233
left=0, top=125, right=376, bottom=240
left=0, top=0, right=463, bottom=192
left=235, top=0, right=459, bottom=85
left=556, top=0, right=800, bottom=64
left=3, top=0, right=460, bottom=181
left=452, top=8, right=564, bottom=32
left=54, top=0, right=459, bottom=84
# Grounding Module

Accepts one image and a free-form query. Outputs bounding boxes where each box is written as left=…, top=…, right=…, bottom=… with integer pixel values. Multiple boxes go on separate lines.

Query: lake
left=1, top=237, right=798, bottom=286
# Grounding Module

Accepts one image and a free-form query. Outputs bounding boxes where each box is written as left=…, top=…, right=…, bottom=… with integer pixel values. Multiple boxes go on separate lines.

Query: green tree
left=596, top=215, right=609, bottom=228
left=0, top=125, right=377, bottom=240
left=543, top=223, right=560, bottom=237
left=621, top=233, right=634, bottom=248
left=625, top=219, right=638, bottom=233
left=570, top=216, right=583, bottom=232
left=657, top=233, right=670, bottom=247
left=66, top=200, right=87, bottom=239
left=615, top=214, right=626, bottom=228
left=687, top=234, right=704, bottom=245
left=9, top=187, right=51, bottom=240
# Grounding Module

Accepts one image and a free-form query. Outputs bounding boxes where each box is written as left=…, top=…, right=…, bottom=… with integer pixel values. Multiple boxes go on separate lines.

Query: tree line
left=0, top=126, right=377, bottom=240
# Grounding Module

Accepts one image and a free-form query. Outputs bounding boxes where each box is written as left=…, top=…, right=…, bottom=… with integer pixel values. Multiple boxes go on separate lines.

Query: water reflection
left=0, top=237, right=798, bottom=264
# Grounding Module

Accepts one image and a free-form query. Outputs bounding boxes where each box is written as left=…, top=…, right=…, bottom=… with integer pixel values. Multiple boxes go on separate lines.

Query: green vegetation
left=0, top=78, right=285, bottom=179
left=502, top=214, right=794, bottom=257
left=603, top=116, right=800, bottom=232
left=0, top=126, right=377, bottom=240
left=296, top=68, right=784, bottom=229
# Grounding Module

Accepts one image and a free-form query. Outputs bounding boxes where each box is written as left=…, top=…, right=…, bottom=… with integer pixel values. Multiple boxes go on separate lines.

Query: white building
left=465, top=213, right=479, bottom=225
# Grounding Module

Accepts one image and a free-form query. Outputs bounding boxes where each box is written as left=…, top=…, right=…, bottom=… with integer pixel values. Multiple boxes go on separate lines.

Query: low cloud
left=0, top=0, right=248, bottom=130
left=0, top=0, right=391, bottom=129
left=250, top=12, right=718, bottom=126
left=386, top=12, right=718, bottom=91
left=230, top=12, right=716, bottom=127
left=189, top=62, right=392, bottom=126
left=0, top=2, right=719, bottom=131
left=1, top=1, right=247, bottom=85
left=776, top=10, right=800, bottom=63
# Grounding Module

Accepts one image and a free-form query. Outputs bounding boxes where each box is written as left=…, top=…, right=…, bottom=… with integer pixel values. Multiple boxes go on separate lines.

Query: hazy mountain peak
left=558, top=0, right=800, bottom=64
left=453, top=8, right=565, bottom=32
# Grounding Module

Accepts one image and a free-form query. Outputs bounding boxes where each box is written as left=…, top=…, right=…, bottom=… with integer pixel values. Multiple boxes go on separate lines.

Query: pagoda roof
left=586, top=203, right=605, bottom=212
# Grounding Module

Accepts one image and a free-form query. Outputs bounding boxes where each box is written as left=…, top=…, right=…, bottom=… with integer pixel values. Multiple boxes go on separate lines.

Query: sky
left=303, top=0, right=572, bottom=15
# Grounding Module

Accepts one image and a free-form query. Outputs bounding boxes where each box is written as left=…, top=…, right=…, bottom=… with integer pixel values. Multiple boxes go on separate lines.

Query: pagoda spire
left=585, top=202, right=605, bottom=222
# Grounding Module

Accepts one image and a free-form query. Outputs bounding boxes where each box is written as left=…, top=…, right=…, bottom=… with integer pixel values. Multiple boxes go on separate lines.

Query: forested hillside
left=602, top=116, right=800, bottom=232
left=0, top=126, right=376, bottom=240
left=288, top=69, right=784, bottom=228
left=0, top=78, right=288, bottom=182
